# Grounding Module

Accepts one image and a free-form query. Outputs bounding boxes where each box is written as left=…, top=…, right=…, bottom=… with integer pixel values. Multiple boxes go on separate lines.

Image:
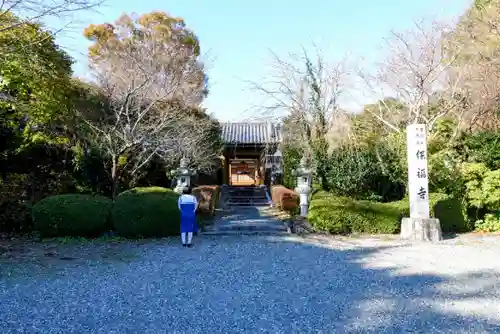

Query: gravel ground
left=1, top=234, right=500, bottom=333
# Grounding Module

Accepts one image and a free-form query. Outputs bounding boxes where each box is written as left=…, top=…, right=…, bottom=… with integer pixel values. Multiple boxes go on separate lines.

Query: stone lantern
left=170, top=158, right=197, bottom=193
left=292, top=157, right=312, bottom=217
left=267, top=149, right=283, bottom=186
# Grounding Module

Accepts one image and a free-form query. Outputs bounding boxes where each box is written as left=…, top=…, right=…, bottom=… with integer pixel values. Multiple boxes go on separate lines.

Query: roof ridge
left=220, top=121, right=271, bottom=124
left=220, top=122, right=281, bottom=144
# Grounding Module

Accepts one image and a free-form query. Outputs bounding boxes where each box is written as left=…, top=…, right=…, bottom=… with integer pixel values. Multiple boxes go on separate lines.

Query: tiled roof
left=221, top=122, right=282, bottom=144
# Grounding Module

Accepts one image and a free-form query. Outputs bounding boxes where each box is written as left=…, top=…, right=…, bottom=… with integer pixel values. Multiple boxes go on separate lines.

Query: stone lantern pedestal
left=292, top=157, right=312, bottom=217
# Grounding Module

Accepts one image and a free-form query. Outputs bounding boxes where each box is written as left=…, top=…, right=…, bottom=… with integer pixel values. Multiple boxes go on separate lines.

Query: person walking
left=178, top=187, right=198, bottom=247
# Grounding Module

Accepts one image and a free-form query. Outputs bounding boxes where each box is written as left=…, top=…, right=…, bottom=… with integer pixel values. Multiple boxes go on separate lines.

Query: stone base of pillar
left=400, top=217, right=443, bottom=242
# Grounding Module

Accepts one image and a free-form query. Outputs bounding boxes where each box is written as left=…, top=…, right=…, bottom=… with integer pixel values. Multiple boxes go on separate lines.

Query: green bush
left=309, top=192, right=402, bottom=234
left=475, top=213, right=500, bottom=232
left=112, top=187, right=180, bottom=238
left=326, top=143, right=405, bottom=202
left=32, top=194, right=113, bottom=237
left=308, top=192, right=469, bottom=235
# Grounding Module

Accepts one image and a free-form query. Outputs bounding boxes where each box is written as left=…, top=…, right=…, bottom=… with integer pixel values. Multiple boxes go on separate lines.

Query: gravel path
left=2, top=234, right=500, bottom=333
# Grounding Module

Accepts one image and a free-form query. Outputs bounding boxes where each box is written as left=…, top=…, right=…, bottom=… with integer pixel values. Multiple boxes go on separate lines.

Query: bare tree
left=0, top=0, right=103, bottom=33
left=250, top=47, right=356, bottom=189
left=155, top=109, right=221, bottom=174
left=80, top=22, right=218, bottom=197
left=360, top=19, right=469, bottom=134
left=444, top=3, right=500, bottom=131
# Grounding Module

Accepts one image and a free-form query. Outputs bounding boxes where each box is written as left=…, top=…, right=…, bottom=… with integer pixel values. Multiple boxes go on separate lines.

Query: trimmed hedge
left=271, top=185, right=299, bottom=213
left=32, top=194, right=113, bottom=237
left=309, top=191, right=468, bottom=235
left=309, top=193, right=401, bottom=234
left=112, top=187, right=180, bottom=238
left=192, top=185, right=220, bottom=216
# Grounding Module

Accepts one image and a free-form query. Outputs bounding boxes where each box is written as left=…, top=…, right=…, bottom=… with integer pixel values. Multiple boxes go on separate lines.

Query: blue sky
left=55, top=0, right=473, bottom=121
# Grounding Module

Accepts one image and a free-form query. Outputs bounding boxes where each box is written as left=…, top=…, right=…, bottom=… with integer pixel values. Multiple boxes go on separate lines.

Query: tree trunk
left=111, top=155, right=118, bottom=200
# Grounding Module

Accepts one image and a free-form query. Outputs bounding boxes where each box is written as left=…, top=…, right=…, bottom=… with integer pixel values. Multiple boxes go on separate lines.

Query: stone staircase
left=202, top=185, right=288, bottom=235
left=222, top=185, right=271, bottom=207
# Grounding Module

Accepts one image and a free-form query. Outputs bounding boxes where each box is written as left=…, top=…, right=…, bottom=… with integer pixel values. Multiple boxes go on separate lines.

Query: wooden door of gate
left=229, top=159, right=257, bottom=186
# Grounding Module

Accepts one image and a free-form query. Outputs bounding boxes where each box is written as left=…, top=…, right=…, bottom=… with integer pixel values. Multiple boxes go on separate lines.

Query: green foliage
left=427, top=148, right=464, bottom=196
left=475, top=213, right=500, bottom=232
left=309, top=192, right=469, bottom=235
left=308, top=192, right=402, bottom=234
left=282, top=145, right=302, bottom=189
left=460, top=162, right=500, bottom=211
left=71, top=143, right=112, bottom=196
left=426, top=118, right=465, bottom=196
left=0, top=12, right=74, bottom=134
left=326, top=143, right=405, bottom=202
left=482, top=170, right=500, bottom=210
left=459, top=131, right=500, bottom=170
left=112, top=187, right=180, bottom=238
left=474, top=0, right=493, bottom=10
left=0, top=174, right=33, bottom=232
left=32, top=194, right=113, bottom=237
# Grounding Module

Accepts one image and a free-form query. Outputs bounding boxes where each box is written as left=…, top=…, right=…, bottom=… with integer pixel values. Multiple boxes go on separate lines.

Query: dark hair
left=182, top=187, right=191, bottom=194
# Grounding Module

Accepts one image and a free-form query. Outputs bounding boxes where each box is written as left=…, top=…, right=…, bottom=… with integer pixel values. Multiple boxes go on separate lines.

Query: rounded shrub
left=32, top=194, right=113, bottom=237
left=112, top=187, right=180, bottom=238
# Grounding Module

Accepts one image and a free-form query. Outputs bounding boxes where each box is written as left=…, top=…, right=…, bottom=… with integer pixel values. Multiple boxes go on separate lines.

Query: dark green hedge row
left=111, top=187, right=180, bottom=238
left=308, top=191, right=468, bottom=235
left=32, top=186, right=218, bottom=238
left=32, top=194, right=113, bottom=237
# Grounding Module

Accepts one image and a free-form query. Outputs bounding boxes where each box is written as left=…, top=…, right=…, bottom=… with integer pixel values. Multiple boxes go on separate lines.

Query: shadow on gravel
left=253, top=236, right=500, bottom=333
left=1, top=235, right=499, bottom=333
left=0, top=238, right=146, bottom=279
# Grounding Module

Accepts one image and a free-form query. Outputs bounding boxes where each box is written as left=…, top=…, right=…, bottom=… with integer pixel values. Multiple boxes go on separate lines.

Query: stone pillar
left=292, top=157, right=312, bottom=217
left=402, top=124, right=442, bottom=242
left=170, top=158, right=197, bottom=193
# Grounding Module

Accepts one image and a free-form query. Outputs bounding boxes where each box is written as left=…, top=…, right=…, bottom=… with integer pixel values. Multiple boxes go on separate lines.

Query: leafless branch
left=359, top=18, right=468, bottom=133
left=249, top=46, right=357, bottom=153
left=444, top=4, right=500, bottom=131
left=0, top=0, right=104, bottom=33
left=77, top=26, right=217, bottom=196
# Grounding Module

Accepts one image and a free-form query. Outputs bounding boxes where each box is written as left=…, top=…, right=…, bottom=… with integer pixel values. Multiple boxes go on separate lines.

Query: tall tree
left=444, top=0, right=500, bottom=131
left=252, top=48, right=355, bottom=190
left=81, top=12, right=217, bottom=197
left=360, top=19, right=468, bottom=134
left=0, top=12, right=74, bottom=143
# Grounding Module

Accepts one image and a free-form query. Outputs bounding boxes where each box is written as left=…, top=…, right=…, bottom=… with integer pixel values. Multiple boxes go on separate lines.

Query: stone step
left=227, top=193, right=267, bottom=197
left=226, top=203, right=271, bottom=208
left=227, top=194, right=267, bottom=199
left=227, top=195, right=267, bottom=199
left=226, top=203, right=271, bottom=207
left=202, top=230, right=290, bottom=236
left=202, top=220, right=288, bottom=235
